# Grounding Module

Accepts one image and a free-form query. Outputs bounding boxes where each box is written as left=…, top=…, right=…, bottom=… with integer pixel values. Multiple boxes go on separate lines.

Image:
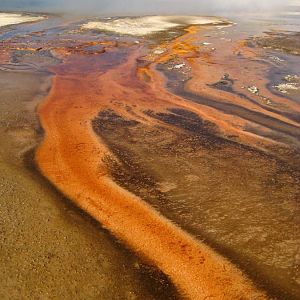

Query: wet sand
left=1, top=14, right=300, bottom=299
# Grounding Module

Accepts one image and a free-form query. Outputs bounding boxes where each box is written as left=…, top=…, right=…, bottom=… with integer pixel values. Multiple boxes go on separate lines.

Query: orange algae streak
left=36, top=47, right=268, bottom=299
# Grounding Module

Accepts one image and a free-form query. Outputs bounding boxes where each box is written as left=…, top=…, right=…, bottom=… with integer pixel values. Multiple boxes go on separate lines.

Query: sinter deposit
left=0, top=13, right=44, bottom=28
left=82, top=16, right=229, bottom=35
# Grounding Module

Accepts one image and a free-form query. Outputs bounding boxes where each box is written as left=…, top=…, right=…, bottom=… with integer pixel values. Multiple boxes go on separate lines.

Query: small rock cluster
left=274, top=74, right=300, bottom=94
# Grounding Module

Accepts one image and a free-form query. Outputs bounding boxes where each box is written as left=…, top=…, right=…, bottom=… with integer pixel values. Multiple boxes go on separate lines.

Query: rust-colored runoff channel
left=36, top=44, right=268, bottom=299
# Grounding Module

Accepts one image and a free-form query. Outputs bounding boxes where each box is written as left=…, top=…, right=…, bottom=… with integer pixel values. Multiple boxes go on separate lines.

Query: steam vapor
left=0, top=0, right=294, bottom=16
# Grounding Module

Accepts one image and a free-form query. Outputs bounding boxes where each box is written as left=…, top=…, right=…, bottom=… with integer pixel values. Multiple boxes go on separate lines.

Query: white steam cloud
left=0, top=0, right=296, bottom=15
